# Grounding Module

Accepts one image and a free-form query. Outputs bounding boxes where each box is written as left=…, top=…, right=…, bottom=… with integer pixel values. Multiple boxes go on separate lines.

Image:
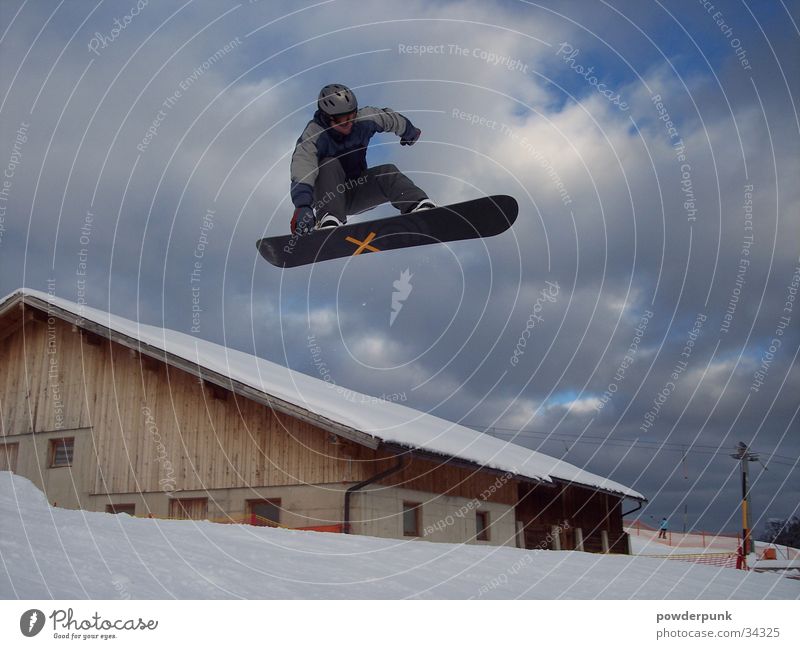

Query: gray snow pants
left=313, top=157, right=428, bottom=223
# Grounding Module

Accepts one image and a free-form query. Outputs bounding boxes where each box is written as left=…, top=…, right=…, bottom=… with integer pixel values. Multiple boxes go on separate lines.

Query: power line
left=466, top=424, right=799, bottom=463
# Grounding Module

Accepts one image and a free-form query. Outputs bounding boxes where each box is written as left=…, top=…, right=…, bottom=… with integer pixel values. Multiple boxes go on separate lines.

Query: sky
left=0, top=0, right=798, bottom=535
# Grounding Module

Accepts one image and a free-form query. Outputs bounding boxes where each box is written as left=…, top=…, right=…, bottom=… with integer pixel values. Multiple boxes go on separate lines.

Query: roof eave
left=380, top=441, right=548, bottom=485
left=550, top=477, right=647, bottom=502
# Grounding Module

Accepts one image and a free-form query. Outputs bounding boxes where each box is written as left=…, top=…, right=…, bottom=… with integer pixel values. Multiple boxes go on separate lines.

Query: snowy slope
left=628, top=527, right=799, bottom=559
left=1, top=473, right=795, bottom=600
left=0, top=288, right=643, bottom=499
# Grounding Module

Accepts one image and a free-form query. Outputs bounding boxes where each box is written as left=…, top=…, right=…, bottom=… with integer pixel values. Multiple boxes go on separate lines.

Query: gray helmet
left=317, top=84, right=357, bottom=116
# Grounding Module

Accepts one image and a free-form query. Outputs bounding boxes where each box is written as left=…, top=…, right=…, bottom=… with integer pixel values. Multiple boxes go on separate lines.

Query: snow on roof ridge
left=3, top=287, right=644, bottom=500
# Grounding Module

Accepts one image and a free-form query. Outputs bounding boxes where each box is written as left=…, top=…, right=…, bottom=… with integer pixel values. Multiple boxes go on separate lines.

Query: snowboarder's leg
left=347, top=164, right=428, bottom=215
left=313, top=157, right=348, bottom=223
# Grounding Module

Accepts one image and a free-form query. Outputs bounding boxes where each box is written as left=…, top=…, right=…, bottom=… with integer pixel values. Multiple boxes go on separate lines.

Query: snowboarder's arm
left=290, top=121, right=324, bottom=207
left=359, top=106, right=419, bottom=141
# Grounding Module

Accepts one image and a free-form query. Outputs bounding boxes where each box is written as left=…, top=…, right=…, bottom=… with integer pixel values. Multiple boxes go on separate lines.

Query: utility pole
left=682, top=445, right=688, bottom=533
left=730, top=442, right=759, bottom=555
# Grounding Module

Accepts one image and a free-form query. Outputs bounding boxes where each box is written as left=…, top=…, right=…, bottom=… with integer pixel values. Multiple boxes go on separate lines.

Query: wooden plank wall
left=169, top=497, right=209, bottom=520
left=0, top=312, right=91, bottom=434
left=516, top=482, right=627, bottom=552
left=372, top=449, right=518, bottom=504
left=0, top=313, right=520, bottom=504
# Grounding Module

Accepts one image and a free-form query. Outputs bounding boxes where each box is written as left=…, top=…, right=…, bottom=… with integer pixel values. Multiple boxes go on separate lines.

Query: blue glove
left=400, top=126, right=421, bottom=146
left=291, top=206, right=316, bottom=236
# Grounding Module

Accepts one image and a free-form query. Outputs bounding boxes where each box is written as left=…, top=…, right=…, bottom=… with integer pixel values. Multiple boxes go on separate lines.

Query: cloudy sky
left=1, top=0, right=797, bottom=534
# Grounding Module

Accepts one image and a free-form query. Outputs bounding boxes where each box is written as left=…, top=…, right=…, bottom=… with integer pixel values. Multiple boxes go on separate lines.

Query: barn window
left=0, top=443, right=19, bottom=472
left=403, top=501, right=421, bottom=537
left=476, top=511, right=490, bottom=541
left=106, top=503, right=136, bottom=516
left=49, top=438, right=74, bottom=467
left=169, top=497, right=208, bottom=520
left=247, top=499, right=281, bottom=526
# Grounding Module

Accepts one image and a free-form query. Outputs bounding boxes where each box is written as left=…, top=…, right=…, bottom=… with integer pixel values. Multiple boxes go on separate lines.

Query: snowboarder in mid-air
left=256, top=84, right=517, bottom=267
left=289, top=83, right=436, bottom=235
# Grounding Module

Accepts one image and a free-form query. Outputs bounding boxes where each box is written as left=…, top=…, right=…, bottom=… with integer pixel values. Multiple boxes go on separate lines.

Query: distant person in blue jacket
left=658, top=517, right=668, bottom=539
left=289, top=84, right=435, bottom=235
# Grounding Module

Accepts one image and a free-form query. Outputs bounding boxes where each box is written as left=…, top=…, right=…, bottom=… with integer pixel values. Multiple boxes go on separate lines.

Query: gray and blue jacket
left=290, top=107, right=417, bottom=208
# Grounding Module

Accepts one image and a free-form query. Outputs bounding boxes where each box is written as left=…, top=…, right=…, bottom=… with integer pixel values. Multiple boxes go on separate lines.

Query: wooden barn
left=0, top=288, right=645, bottom=553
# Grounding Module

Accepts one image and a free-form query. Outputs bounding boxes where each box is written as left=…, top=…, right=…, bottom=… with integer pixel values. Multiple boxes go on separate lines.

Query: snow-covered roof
left=0, top=288, right=644, bottom=500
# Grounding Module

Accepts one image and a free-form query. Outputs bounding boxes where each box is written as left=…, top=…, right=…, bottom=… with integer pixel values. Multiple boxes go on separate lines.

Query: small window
left=169, top=497, right=208, bottom=520
left=476, top=511, right=490, bottom=541
left=0, top=443, right=19, bottom=472
left=247, top=499, right=281, bottom=526
left=106, top=503, right=136, bottom=516
left=49, top=438, right=74, bottom=468
left=403, top=501, right=421, bottom=537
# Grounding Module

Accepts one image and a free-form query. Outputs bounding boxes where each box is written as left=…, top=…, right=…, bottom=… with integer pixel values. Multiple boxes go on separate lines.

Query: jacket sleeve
left=358, top=106, right=416, bottom=139
left=290, top=121, right=323, bottom=207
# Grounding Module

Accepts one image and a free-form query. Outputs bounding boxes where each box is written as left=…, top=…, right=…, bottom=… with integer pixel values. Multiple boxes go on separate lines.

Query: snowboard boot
left=411, top=199, right=437, bottom=212
left=316, top=213, right=346, bottom=230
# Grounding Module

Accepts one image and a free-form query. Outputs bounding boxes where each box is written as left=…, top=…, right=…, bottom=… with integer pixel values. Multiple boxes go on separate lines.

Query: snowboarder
left=289, top=84, right=435, bottom=236
left=658, top=517, right=668, bottom=539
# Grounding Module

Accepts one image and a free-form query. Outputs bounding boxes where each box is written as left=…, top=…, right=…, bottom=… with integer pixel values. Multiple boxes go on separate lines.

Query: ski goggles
left=329, top=111, right=356, bottom=125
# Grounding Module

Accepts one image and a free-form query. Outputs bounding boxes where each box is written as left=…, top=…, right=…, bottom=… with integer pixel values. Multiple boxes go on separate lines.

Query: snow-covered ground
left=626, top=526, right=800, bottom=578
left=626, top=524, right=799, bottom=559
left=1, top=473, right=797, bottom=599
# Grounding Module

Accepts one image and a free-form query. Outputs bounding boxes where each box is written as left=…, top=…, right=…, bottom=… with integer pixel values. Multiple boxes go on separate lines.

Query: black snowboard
left=257, top=195, right=518, bottom=268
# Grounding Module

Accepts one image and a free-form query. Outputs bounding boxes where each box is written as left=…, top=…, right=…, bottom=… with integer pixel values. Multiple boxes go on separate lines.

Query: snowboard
left=256, top=194, right=518, bottom=268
